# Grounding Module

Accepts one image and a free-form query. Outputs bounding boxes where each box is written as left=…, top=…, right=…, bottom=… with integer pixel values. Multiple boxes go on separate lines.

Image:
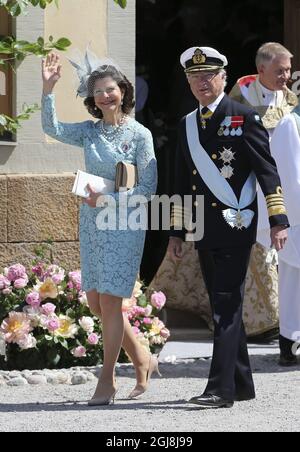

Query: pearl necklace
left=99, top=114, right=128, bottom=143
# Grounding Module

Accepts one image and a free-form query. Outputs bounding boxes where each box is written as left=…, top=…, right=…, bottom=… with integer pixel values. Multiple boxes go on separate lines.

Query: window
left=0, top=7, right=13, bottom=141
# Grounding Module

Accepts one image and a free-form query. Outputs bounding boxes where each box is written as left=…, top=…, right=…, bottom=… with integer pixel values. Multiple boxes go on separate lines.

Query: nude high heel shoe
left=88, top=388, right=118, bottom=407
left=128, top=355, right=162, bottom=399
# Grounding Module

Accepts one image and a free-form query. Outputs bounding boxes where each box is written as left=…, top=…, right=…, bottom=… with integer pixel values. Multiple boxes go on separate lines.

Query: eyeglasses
left=188, top=72, right=220, bottom=82
left=94, top=86, right=117, bottom=96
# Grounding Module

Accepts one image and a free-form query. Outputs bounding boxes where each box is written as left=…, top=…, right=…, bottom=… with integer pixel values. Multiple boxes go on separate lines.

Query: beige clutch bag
left=115, top=162, right=138, bottom=192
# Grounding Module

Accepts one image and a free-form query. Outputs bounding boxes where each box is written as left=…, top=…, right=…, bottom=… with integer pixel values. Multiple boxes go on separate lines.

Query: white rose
left=79, top=316, right=94, bottom=333
left=18, top=335, right=37, bottom=350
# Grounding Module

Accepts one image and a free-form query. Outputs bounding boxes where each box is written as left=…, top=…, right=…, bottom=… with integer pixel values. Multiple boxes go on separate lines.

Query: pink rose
left=87, top=333, right=99, bottom=345
left=31, top=263, right=44, bottom=279
left=52, top=274, right=64, bottom=285
left=0, top=275, right=11, bottom=290
left=26, top=292, right=41, bottom=308
left=14, top=278, right=28, bottom=289
left=132, top=327, right=140, bottom=336
left=46, top=318, right=60, bottom=332
left=41, top=303, right=56, bottom=316
left=143, top=317, right=152, bottom=325
left=72, top=346, right=87, bottom=358
left=7, top=264, right=27, bottom=282
left=132, top=306, right=146, bottom=316
left=44, top=265, right=65, bottom=285
left=17, top=334, right=37, bottom=350
left=2, top=288, right=12, bottom=295
left=68, top=271, right=82, bottom=291
left=151, top=292, right=166, bottom=310
left=160, top=327, right=170, bottom=339
left=134, top=320, right=141, bottom=328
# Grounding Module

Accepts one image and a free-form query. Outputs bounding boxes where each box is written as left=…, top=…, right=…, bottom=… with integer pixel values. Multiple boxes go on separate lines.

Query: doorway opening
left=138, top=0, right=284, bottom=288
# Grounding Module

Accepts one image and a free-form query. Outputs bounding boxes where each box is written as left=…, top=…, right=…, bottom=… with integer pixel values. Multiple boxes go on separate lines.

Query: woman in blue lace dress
left=42, top=52, right=158, bottom=406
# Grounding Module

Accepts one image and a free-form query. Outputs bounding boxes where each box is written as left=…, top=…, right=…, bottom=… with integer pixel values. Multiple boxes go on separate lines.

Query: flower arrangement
left=0, top=258, right=103, bottom=371
left=123, top=282, right=170, bottom=354
left=0, top=248, right=169, bottom=371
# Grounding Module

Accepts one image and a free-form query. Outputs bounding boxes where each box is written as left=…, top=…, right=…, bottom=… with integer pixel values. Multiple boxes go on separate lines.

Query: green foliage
left=0, top=36, right=71, bottom=68
left=0, top=0, right=70, bottom=136
left=1, top=0, right=126, bottom=15
left=0, top=0, right=58, bottom=16
left=0, top=103, right=40, bottom=135
left=114, top=0, right=127, bottom=8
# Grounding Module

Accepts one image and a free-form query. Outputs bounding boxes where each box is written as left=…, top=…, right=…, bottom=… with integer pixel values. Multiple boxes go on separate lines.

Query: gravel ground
left=0, top=355, right=299, bottom=432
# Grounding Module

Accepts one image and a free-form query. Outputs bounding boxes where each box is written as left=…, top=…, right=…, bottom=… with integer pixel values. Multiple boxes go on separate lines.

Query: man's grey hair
left=256, top=42, right=293, bottom=68
left=220, top=69, right=228, bottom=88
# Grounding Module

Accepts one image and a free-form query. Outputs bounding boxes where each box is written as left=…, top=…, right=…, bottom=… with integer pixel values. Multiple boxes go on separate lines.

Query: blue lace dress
left=42, top=94, right=157, bottom=298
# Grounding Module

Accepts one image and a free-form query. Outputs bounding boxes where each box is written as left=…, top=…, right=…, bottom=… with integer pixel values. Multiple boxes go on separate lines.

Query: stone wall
left=0, top=174, right=80, bottom=271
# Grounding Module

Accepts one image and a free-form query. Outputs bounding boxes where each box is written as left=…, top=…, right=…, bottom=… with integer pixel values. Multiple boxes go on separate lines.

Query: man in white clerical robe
left=258, top=105, right=300, bottom=366
left=230, top=42, right=298, bottom=340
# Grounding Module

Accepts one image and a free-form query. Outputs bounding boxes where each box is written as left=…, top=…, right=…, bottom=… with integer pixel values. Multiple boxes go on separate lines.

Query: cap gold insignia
left=193, top=49, right=206, bottom=65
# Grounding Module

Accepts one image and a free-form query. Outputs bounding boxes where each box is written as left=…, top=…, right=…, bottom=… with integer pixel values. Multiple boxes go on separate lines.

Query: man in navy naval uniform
left=168, top=47, right=289, bottom=408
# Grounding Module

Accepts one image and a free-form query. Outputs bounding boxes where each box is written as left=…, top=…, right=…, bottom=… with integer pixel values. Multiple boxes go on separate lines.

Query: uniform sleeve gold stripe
left=266, top=198, right=284, bottom=204
left=267, top=202, right=285, bottom=208
left=266, top=194, right=284, bottom=200
left=266, top=200, right=285, bottom=205
left=268, top=206, right=287, bottom=216
left=171, top=217, right=184, bottom=228
left=173, top=207, right=191, bottom=213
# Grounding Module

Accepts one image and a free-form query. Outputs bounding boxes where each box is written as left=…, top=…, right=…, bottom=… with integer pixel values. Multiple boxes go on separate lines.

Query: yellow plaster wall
left=45, top=0, right=108, bottom=123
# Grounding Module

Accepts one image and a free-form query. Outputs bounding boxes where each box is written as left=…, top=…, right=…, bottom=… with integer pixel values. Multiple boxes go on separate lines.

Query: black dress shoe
left=188, top=394, right=234, bottom=408
left=279, top=354, right=298, bottom=367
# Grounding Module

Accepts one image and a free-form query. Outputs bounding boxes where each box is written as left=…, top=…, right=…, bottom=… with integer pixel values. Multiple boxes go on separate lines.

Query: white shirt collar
left=200, top=92, right=225, bottom=113
left=258, top=80, right=276, bottom=98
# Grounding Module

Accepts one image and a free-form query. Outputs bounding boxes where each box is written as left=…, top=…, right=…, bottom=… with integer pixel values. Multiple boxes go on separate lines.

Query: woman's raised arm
left=41, top=52, right=92, bottom=148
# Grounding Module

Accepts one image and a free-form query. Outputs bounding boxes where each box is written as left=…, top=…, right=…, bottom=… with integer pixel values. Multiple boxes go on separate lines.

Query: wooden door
left=285, top=0, right=300, bottom=72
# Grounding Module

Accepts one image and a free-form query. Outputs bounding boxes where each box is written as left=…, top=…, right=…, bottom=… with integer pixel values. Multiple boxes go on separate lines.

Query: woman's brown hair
left=84, top=66, right=135, bottom=119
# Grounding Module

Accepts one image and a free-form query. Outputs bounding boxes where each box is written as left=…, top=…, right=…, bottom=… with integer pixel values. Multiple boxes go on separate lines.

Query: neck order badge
left=200, top=107, right=213, bottom=129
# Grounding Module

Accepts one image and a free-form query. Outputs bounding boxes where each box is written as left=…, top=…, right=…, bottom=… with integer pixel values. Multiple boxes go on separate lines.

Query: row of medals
left=218, top=117, right=243, bottom=137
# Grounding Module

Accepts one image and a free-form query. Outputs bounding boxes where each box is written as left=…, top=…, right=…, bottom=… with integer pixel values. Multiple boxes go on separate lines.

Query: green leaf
left=114, top=0, right=127, bottom=8
left=53, top=37, right=71, bottom=50
left=0, top=116, right=7, bottom=126
left=0, top=0, right=59, bottom=16
left=59, top=339, right=69, bottom=350
left=138, top=295, right=148, bottom=308
left=37, top=36, right=45, bottom=47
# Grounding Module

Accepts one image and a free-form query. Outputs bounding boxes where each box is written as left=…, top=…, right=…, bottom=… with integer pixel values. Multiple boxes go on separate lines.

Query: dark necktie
left=200, top=106, right=213, bottom=129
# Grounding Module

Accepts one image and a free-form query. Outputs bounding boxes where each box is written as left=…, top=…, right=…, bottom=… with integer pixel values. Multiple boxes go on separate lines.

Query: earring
left=121, top=98, right=124, bottom=106
left=94, top=106, right=98, bottom=111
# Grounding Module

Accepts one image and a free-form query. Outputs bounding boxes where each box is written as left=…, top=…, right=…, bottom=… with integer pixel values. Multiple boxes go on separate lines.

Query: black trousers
left=198, top=246, right=256, bottom=401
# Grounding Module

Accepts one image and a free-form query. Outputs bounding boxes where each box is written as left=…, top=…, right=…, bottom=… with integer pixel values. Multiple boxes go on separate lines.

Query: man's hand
left=271, top=225, right=288, bottom=251
left=167, top=237, right=184, bottom=262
